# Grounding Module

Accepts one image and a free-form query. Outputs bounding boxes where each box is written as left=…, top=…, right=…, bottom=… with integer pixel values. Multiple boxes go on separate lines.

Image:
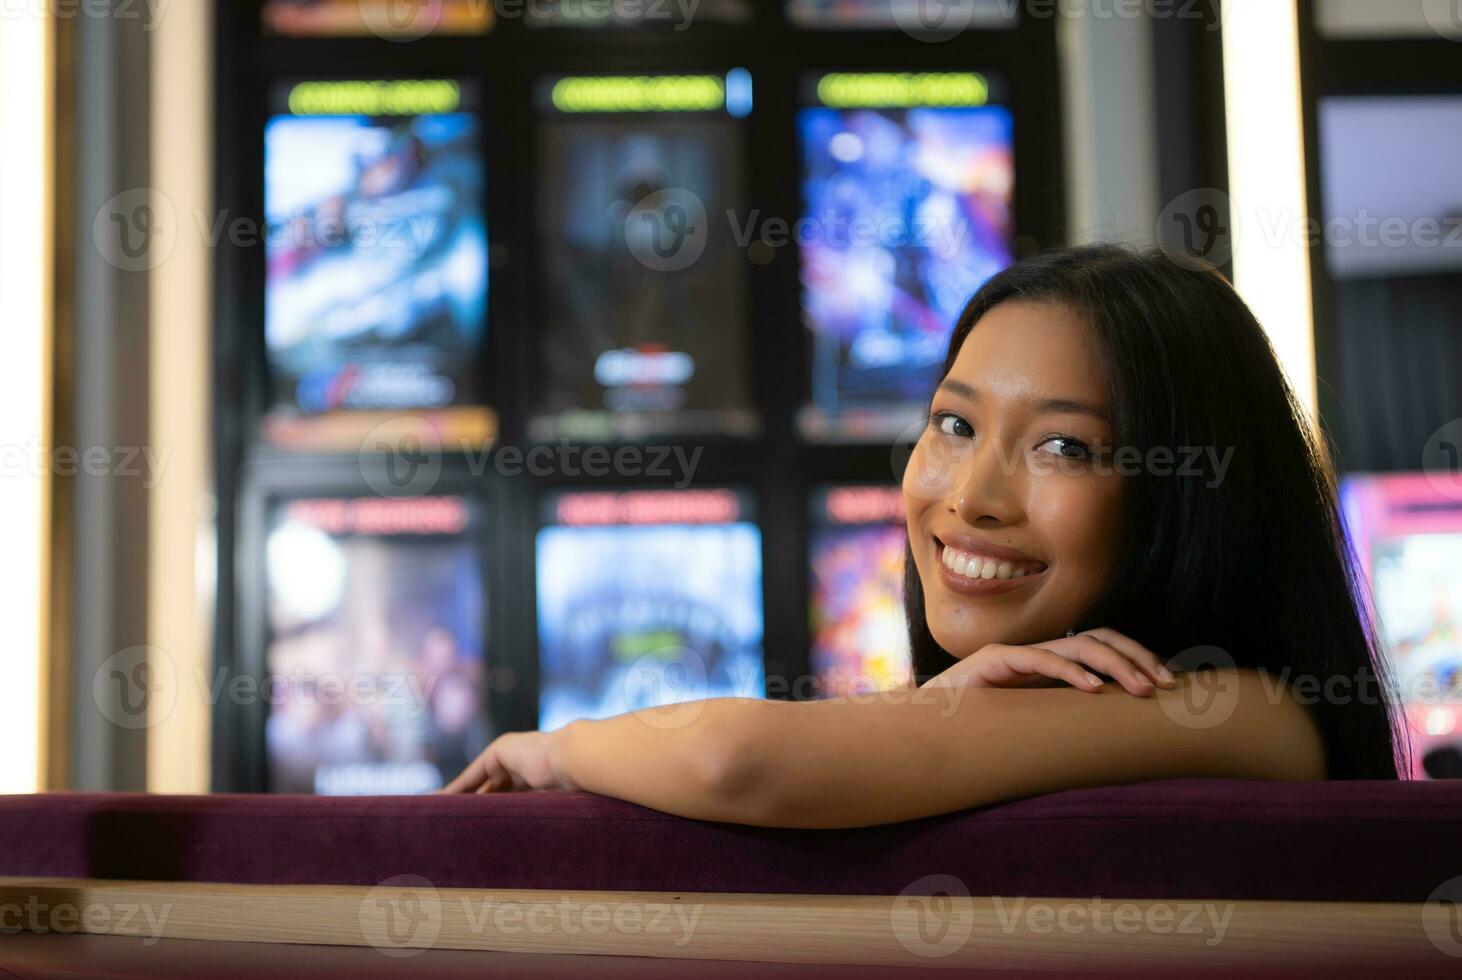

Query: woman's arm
left=542, top=669, right=1325, bottom=828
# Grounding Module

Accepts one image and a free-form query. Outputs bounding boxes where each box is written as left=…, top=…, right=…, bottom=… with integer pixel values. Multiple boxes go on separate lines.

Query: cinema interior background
left=1, top=0, right=1460, bottom=801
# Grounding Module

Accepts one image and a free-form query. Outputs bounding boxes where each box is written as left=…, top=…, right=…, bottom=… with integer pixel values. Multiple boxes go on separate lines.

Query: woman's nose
left=950, top=437, right=1022, bottom=526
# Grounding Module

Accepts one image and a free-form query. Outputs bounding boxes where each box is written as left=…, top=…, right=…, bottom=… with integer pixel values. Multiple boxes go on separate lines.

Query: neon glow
left=286, top=79, right=462, bottom=116
left=815, top=72, right=990, bottom=110
left=550, top=75, right=727, bottom=114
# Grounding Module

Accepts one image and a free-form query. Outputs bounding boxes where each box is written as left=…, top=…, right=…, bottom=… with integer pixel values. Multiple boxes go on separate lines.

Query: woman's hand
left=440, top=729, right=578, bottom=794
left=921, top=627, right=1177, bottom=697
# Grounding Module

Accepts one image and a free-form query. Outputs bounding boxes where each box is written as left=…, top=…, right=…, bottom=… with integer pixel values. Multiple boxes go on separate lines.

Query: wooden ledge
left=0, top=877, right=1448, bottom=970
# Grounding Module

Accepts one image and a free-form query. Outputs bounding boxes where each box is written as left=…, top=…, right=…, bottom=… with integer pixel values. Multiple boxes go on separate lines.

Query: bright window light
left=1223, top=0, right=1318, bottom=424
left=0, top=9, right=50, bottom=794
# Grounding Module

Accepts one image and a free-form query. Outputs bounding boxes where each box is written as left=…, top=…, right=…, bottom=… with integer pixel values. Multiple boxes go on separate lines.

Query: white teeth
left=940, top=544, right=1042, bottom=581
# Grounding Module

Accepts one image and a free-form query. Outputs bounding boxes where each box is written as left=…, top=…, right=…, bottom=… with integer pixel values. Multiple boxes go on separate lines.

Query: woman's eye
left=1036, top=436, right=1094, bottom=460
left=931, top=412, right=973, bottom=438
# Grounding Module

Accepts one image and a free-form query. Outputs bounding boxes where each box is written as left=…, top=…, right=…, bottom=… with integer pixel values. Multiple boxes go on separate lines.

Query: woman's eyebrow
left=936, top=380, right=1108, bottom=422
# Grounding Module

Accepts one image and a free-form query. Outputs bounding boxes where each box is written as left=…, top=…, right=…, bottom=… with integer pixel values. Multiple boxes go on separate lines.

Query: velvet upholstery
left=2, top=779, right=1459, bottom=900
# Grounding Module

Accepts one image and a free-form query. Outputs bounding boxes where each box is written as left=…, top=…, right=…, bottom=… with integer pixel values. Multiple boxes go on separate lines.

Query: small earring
left=1065, top=629, right=1077, bottom=638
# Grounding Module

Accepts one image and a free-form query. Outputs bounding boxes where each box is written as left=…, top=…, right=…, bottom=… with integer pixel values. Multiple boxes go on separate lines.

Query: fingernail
left=1085, top=672, right=1102, bottom=687
left=1158, top=666, right=1175, bottom=683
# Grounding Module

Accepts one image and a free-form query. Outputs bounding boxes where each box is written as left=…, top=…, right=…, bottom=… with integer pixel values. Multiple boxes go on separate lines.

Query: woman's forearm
left=551, top=697, right=785, bottom=823
left=551, top=672, right=1325, bottom=829
left=552, top=688, right=1002, bottom=827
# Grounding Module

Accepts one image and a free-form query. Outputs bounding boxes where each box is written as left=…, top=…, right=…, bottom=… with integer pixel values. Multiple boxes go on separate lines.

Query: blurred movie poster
left=531, top=72, right=757, bottom=440
left=1342, top=474, right=1462, bottom=779
left=808, top=485, right=912, bottom=696
left=796, top=72, right=1014, bottom=440
left=536, top=489, right=765, bottom=731
left=264, top=79, right=491, bottom=448
left=265, top=496, right=490, bottom=794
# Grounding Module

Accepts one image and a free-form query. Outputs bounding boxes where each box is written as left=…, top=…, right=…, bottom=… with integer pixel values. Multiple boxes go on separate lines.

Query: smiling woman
left=444, top=244, right=1407, bottom=827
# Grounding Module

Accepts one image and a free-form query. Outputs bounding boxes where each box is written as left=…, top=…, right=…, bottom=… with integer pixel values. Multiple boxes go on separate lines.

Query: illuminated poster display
left=531, top=72, right=758, bottom=441
left=1342, top=474, right=1462, bottom=779
left=536, top=488, right=765, bottom=730
left=264, top=79, right=492, bottom=449
left=796, top=71, right=1014, bottom=441
left=265, top=495, right=489, bottom=795
left=808, top=485, right=912, bottom=696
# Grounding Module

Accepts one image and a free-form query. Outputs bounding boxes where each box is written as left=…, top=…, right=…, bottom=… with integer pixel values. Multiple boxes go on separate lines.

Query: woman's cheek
left=1025, top=473, right=1124, bottom=609
left=903, top=433, right=972, bottom=504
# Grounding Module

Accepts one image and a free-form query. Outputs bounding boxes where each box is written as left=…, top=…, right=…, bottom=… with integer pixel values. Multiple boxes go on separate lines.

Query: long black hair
left=902, top=244, right=1407, bottom=780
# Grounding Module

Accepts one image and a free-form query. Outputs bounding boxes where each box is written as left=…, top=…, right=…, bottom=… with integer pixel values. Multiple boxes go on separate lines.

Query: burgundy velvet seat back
left=3, top=779, right=1460, bottom=900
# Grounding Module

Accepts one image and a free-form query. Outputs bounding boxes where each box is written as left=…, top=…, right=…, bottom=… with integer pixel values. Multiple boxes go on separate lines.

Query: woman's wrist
left=547, top=721, right=583, bottom=792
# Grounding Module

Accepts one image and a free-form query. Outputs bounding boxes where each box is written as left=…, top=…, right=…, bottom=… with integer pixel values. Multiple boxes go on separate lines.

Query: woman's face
left=903, top=299, right=1126, bottom=657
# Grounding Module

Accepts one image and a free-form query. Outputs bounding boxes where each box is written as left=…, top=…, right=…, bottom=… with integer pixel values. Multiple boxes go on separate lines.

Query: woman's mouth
left=935, top=539, right=1048, bottom=596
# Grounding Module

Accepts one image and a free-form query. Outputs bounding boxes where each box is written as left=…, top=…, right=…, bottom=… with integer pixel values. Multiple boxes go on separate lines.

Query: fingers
left=441, top=753, right=488, bottom=794
left=1070, top=629, right=1177, bottom=691
left=987, top=645, right=1106, bottom=693
left=443, top=738, right=511, bottom=794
